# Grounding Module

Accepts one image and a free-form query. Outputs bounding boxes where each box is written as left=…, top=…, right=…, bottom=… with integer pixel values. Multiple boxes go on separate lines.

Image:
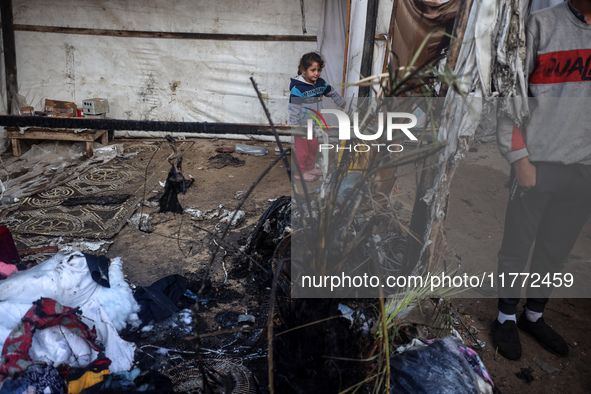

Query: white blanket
left=0, top=251, right=140, bottom=372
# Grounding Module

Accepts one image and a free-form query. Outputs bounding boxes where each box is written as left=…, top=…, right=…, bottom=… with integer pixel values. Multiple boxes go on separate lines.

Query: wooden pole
left=358, top=0, right=379, bottom=98
left=11, top=25, right=316, bottom=42
left=341, top=0, right=352, bottom=96
left=381, top=1, right=397, bottom=75
left=1, top=0, right=17, bottom=114
left=378, top=0, right=397, bottom=97
left=439, top=0, right=471, bottom=97
left=446, top=0, right=472, bottom=72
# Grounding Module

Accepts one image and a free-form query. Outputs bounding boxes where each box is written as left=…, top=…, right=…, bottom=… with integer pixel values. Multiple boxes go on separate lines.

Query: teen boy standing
left=492, top=0, right=591, bottom=360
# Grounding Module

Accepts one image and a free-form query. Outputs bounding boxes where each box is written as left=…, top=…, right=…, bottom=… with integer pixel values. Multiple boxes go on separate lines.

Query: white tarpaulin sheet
left=8, top=0, right=322, bottom=124
left=344, top=0, right=368, bottom=98
left=341, top=0, right=393, bottom=98
left=317, top=0, right=348, bottom=95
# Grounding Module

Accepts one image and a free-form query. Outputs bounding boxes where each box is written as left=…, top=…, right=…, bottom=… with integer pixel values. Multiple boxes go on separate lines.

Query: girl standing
left=289, top=52, right=346, bottom=181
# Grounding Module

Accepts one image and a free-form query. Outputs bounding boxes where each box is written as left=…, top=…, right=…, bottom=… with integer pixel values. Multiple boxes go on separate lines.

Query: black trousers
left=497, top=162, right=591, bottom=315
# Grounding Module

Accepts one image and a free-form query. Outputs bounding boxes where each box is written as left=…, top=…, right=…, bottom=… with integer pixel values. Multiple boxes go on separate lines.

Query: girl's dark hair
left=298, top=52, right=324, bottom=75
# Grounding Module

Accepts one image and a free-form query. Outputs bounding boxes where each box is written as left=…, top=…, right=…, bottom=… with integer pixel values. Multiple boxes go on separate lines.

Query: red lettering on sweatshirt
left=511, top=125, right=526, bottom=151
left=530, top=49, right=591, bottom=84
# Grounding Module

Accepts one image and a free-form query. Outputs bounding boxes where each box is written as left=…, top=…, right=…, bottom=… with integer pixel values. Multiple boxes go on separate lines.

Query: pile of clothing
left=0, top=251, right=151, bottom=393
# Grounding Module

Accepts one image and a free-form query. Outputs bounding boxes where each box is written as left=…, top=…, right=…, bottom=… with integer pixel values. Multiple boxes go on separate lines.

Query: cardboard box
left=82, top=98, right=109, bottom=115
left=44, top=99, right=77, bottom=117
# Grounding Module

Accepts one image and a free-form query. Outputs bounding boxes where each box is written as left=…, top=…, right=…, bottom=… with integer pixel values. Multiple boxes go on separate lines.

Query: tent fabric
left=8, top=0, right=323, bottom=124
left=343, top=0, right=368, bottom=98
left=317, top=0, right=348, bottom=95
left=3, top=0, right=407, bottom=125
left=390, top=0, right=459, bottom=69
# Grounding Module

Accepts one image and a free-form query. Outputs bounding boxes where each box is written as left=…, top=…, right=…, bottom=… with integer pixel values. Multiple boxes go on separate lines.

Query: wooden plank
left=1, top=0, right=18, bottom=114
left=341, top=0, right=352, bottom=96
left=6, top=128, right=108, bottom=157
left=18, top=245, right=59, bottom=257
left=446, top=0, right=472, bottom=72
left=86, top=141, right=93, bottom=157
left=10, top=136, right=19, bottom=156
left=7, top=128, right=107, bottom=142
left=12, top=24, right=317, bottom=42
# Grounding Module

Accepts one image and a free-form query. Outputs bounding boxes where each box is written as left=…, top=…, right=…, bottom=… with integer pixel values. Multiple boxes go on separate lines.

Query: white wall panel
left=13, top=0, right=320, bottom=35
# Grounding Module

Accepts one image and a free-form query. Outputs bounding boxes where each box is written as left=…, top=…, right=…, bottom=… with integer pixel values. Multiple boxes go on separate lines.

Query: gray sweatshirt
left=496, top=1, right=591, bottom=165
left=288, top=75, right=346, bottom=126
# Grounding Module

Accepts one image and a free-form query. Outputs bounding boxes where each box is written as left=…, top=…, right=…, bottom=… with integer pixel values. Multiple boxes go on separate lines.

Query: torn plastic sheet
left=415, top=0, right=530, bottom=272
left=60, top=239, right=113, bottom=254
left=0, top=251, right=140, bottom=372
left=492, top=0, right=531, bottom=123
left=218, top=210, right=246, bottom=227
left=0, top=142, right=122, bottom=200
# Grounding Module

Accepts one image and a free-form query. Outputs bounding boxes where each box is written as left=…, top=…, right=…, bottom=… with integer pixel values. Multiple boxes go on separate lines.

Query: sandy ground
left=4, top=136, right=589, bottom=393
left=109, top=138, right=590, bottom=393
left=443, top=143, right=591, bottom=394
left=112, top=137, right=591, bottom=393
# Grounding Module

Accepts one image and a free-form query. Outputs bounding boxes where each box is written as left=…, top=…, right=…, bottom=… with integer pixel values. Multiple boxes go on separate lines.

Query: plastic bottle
left=0, top=196, right=19, bottom=205
left=235, top=143, right=268, bottom=156
left=337, top=172, right=364, bottom=204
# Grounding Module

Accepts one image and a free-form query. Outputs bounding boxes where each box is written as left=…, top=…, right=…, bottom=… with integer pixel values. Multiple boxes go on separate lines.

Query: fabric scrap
left=0, top=378, right=35, bottom=394
left=389, top=336, right=493, bottom=394
left=207, top=153, right=245, bottom=169
left=390, top=0, right=459, bottom=68
left=0, top=252, right=140, bottom=373
left=29, top=324, right=99, bottom=369
left=61, top=194, right=132, bottom=207
left=61, top=356, right=111, bottom=394
left=0, top=226, right=20, bottom=266
left=83, top=253, right=110, bottom=288
left=22, top=364, right=66, bottom=394
left=0, top=262, right=17, bottom=280
left=159, top=159, right=193, bottom=214
left=134, top=274, right=191, bottom=325
left=67, top=369, right=110, bottom=394
left=0, top=298, right=101, bottom=381
left=457, top=344, right=494, bottom=388
left=75, top=369, right=174, bottom=393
